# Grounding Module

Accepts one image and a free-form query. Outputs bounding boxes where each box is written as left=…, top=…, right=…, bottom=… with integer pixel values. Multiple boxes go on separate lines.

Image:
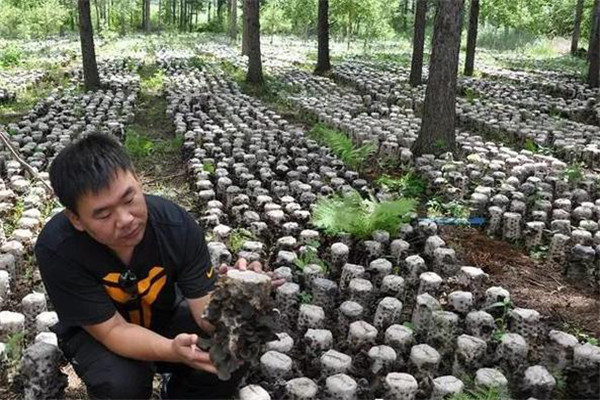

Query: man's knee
left=86, top=363, right=154, bottom=399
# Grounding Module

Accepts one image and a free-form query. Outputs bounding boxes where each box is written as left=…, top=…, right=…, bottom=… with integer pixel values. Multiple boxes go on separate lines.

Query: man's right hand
left=171, top=333, right=218, bottom=374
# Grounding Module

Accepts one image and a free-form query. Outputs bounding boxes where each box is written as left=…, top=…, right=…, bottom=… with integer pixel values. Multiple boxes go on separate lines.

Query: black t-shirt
left=34, top=195, right=216, bottom=332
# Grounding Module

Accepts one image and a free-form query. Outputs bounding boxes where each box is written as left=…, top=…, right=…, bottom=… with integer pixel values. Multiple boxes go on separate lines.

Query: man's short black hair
left=49, top=133, right=134, bottom=213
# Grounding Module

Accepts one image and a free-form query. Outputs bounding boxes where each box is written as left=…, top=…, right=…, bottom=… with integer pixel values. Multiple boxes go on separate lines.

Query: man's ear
left=65, top=209, right=85, bottom=232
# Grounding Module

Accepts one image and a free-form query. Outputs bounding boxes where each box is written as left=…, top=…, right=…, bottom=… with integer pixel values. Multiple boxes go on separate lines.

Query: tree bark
left=144, top=0, right=151, bottom=32
left=314, top=0, right=331, bottom=75
left=94, top=0, right=101, bottom=32
left=464, top=0, right=479, bottom=76
left=245, top=0, right=263, bottom=85
left=589, top=0, right=600, bottom=87
left=571, top=0, right=585, bottom=55
left=412, top=0, right=464, bottom=156
left=242, top=0, right=250, bottom=55
left=78, top=0, right=101, bottom=91
left=229, top=0, right=238, bottom=40
left=409, top=0, right=427, bottom=87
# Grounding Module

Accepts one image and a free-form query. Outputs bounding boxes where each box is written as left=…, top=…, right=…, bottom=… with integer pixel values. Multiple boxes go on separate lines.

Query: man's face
left=66, top=169, right=148, bottom=252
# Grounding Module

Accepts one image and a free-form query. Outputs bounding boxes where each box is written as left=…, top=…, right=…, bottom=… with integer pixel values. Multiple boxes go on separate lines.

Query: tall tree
left=144, top=0, right=151, bottom=32
left=229, top=0, right=238, bottom=40
left=242, top=0, right=250, bottom=55
left=464, top=0, right=479, bottom=76
left=314, top=0, right=331, bottom=75
left=78, top=0, right=101, bottom=91
left=409, top=0, right=427, bottom=87
left=589, top=0, right=600, bottom=87
left=412, top=0, right=464, bottom=156
left=245, top=0, right=263, bottom=85
left=571, top=0, right=585, bottom=55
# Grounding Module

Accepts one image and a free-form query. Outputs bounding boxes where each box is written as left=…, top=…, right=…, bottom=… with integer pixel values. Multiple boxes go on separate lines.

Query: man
left=35, top=133, right=262, bottom=399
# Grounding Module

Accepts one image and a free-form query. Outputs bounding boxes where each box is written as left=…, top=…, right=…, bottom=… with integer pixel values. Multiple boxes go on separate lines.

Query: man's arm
left=187, top=294, right=214, bottom=334
left=84, top=311, right=217, bottom=373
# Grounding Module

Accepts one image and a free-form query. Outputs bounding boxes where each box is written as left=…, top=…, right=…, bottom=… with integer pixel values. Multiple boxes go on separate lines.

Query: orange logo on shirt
left=102, top=266, right=167, bottom=328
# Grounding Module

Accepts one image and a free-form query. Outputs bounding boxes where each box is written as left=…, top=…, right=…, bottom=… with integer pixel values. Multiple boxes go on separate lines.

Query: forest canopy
left=0, top=0, right=595, bottom=44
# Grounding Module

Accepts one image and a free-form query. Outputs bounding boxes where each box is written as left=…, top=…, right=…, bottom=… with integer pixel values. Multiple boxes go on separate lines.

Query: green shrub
left=0, top=44, right=23, bottom=67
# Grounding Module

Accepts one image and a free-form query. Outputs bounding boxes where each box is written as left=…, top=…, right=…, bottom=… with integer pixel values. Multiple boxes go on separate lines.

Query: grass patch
left=0, top=66, right=74, bottom=125
left=308, top=123, right=375, bottom=171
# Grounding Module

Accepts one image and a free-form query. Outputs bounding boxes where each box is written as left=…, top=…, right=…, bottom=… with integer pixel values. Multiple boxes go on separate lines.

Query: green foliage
left=427, top=198, right=470, bottom=222
left=561, top=162, right=584, bottom=185
left=295, top=240, right=329, bottom=273
left=124, top=131, right=154, bottom=158
left=311, top=190, right=416, bottom=239
left=3, top=199, right=24, bottom=238
left=0, top=0, right=70, bottom=39
left=203, top=161, right=216, bottom=175
left=309, top=123, right=375, bottom=170
left=562, top=321, right=600, bottom=345
left=228, top=228, right=256, bottom=254
left=449, top=385, right=510, bottom=400
left=4, top=332, right=24, bottom=368
left=140, top=69, right=165, bottom=93
left=0, top=43, right=22, bottom=67
left=298, top=291, right=313, bottom=304
left=485, top=298, right=514, bottom=342
left=375, top=170, right=426, bottom=199
left=529, top=245, right=549, bottom=260
left=463, top=87, right=481, bottom=104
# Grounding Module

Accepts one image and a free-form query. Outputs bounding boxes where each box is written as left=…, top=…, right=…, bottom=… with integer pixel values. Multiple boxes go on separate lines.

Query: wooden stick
left=0, top=130, right=54, bottom=194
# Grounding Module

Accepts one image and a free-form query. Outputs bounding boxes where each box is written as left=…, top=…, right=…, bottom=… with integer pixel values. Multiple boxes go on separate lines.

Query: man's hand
left=171, top=333, right=217, bottom=374
left=219, top=258, right=286, bottom=287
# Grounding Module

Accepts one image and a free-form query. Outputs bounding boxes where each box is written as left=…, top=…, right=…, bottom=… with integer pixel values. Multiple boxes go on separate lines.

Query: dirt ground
left=443, top=226, right=600, bottom=339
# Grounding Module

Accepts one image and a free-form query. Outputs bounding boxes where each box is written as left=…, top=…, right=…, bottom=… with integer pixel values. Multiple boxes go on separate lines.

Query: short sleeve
left=35, top=245, right=116, bottom=327
left=177, top=212, right=216, bottom=299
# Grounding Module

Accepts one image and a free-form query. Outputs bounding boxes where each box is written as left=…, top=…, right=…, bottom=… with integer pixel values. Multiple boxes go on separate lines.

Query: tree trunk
left=78, top=0, right=101, bottom=91
left=242, top=0, right=250, bottom=55
left=571, top=0, right=585, bottom=55
left=412, top=0, right=464, bottom=156
left=402, top=0, right=408, bottom=30
left=229, top=0, right=238, bottom=40
left=589, top=0, right=600, bottom=87
left=94, top=0, right=101, bottom=32
left=144, top=0, right=151, bottom=32
left=314, top=0, right=331, bottom=75
left=464, top=0, right=479, bottom=76
left=409, top=0, right=427, bottom=87
left=208, top=0, right=211, bottom=22
left=245, top=0, right=263, bottom=85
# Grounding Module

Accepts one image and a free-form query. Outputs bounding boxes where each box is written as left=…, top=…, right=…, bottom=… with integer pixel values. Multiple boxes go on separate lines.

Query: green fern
left=311, top=190, right=416, bottom=239
left=449, top=386, right=509, bottom=400
left=376, top=170, right=427, bottom=198
left=309, top=123, right=375, bottom=169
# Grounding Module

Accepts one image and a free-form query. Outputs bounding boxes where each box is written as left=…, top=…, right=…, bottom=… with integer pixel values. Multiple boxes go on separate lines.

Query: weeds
left=140, top=69, right=165, bottom=94
left=4, top=332, right=24, bottom=369
left=294, top=240, right=329, bottom=274
left=124, top=131, right=154, bottom=158
left=375, top=170, right=426, bottom=199
left=298, top=292, right=313, bottom=304
left=3, top=199, right=24, bottom=238
left=561, top=162, right=584, bottom=185
left=309, top=123, right=375, bottom=170
left=203, top=161, right=216, bottom=175
left=562, top=321, right=599, bottom=345
left=529, top=245, right=549, bottom=260
left=228, top=228, right=256, bottom=254
left=484, top=298, right=514, bottom=342
left=312, top=190, right=416, bottom=239
left=427, top=198, right=470, bottom=223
